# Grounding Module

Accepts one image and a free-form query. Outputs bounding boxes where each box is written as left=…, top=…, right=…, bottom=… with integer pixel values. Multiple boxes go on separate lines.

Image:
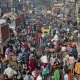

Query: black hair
left=65, top=69, right=69, bottom=74
left=28, top=72, right=32, bottom=75
left=78, top=58, right=80, bottom=62
left=69, top=54, right=72, bottom=56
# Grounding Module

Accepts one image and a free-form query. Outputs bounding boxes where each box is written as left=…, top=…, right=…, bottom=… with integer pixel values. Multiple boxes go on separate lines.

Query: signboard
left=15, top=17, right=21, bottom=27
left=1, top=25, right=9, bottom=43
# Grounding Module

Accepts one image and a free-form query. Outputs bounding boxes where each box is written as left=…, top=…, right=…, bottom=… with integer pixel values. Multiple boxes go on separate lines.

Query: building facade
left=1, top=0, right=14, bottom=14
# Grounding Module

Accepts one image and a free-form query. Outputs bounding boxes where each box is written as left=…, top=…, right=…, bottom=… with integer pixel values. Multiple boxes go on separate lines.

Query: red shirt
left=28, top=60, right=36, bottom=72
left=69, top=42, right=73, bottom=48
left=23, top=44, right=29, bottom=50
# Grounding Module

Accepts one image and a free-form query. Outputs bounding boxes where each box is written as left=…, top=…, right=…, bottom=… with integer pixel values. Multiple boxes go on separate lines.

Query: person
left=67, top=54, right=75, bottom=75
left=69, top=40, right=73, bottom=48
left=50, top=54, right=56, bottom=74
left=64, top=70, right=69, bottom=80
left=25, top=49, right=30, bottom=67
left=4, top=64, right=14, bottom=80
left=75, top=57, right=80, bottom=80
left=36, top=74, right=42, bottom=80
left=41, top=64, right=49, bottom=80
left=67, top=70, right=72, bottom=80
left=24, top=71, right=34, bottom=80
left=5, top=47, right=10, bottom=60
left=32, top=70, right=37, bottom=80
left=28, top=57, right=36, bottom=72
left=21, top=45, right=25, bottom=55
left=53, top=64, right=60, bottom=80
left=67, top=45, right=72, bottom=53
left=63, top=53, right=69, bottom=74
left=72, top=44, right=78, bottom=60
left=3, top=75, right=8, bottom=80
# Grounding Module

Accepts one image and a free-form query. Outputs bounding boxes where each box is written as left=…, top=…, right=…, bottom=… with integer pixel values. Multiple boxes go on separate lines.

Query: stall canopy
left=20, top=14, right=25, bottom=23
left=15, top=17, right=21, bottom=27
left=1, top=25, right=9, bottom=43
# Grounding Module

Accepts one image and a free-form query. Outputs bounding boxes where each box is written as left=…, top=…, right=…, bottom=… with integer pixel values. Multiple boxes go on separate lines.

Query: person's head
left=28, top=71, right=32, bottom=75
left=69, top=53, right=73, bottom=56
left=65, top=69, right=69, bottom=74
left=7, top=64, right=11, bottom=68
left=69, top=39, right=72, bottom=42
left=44, top=64, right=46, bottom=68
left=73, top=44, right=77, bottom=49
left=68, top=69, right=71, bottom=73
left=78, top=58, right=80, bottom=62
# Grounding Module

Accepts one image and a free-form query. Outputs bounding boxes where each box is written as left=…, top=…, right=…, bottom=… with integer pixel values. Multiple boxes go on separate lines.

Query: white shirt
left=24, top=75, right=34, bottom=80
left=64, top=74, right=69, bottom=80
left=50, top=57, right=56, bottom=66
left=53, top=34, right=59, bottom=41
left=69, top=56, right=75, bottom=64
left=40, top=55, right=48, bottom=63
left=4, top=67, right=14, bottom=79
left=36, top=75, right=42, bottom=80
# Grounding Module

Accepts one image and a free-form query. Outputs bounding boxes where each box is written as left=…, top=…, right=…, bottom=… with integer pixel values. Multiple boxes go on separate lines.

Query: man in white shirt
left=64, top=70, right=69, bottom=80
left=24, top=72, right=34, bottom=80
left=50, top=55, right=56, bottom=66
left=50, top=54, right=56, bottom=74
left=4, top=64, right=14, bottom=80
left=64, top=74, right=69, bottom=80
left=36, top=74, right=42, bottom=80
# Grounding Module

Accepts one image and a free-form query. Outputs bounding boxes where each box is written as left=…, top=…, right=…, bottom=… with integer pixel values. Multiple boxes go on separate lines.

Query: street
left=0, top=0, right=80, bottom=80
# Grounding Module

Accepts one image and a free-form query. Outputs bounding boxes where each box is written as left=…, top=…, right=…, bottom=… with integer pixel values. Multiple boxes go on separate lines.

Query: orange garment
left=38, top=33, right=42, bottom=38
left=69, top=42, right=73, bottom=48
left=68, top=71, right=72, bottom=80
left=75, top=63, right=80, bottom=74
left=53, top=64, right=58, bottom=70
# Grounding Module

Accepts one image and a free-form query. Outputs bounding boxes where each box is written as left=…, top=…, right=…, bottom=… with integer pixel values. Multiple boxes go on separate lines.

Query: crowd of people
left=0, top=13, right=80, bottom=80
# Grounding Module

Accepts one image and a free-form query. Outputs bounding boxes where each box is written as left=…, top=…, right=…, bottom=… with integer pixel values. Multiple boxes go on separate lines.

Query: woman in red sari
left=28, top=58, right=36, bottom=72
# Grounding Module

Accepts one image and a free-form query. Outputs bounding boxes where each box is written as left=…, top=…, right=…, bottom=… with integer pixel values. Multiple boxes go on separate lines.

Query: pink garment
left=13, top=30, right=17, bottom=35
left=5, top=48, right=10, bottom=55
left=5, top=48, right=10, bottom=60
left=40, top=66, right=44, bottom=73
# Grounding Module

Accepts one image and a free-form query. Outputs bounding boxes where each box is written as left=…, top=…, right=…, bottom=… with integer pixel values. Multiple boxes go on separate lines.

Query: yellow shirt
left=75, top=63, right=80, bottom=74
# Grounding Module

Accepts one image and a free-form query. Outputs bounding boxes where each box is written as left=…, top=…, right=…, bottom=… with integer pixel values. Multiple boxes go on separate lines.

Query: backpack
left=28, top=75, right=32, bottom=80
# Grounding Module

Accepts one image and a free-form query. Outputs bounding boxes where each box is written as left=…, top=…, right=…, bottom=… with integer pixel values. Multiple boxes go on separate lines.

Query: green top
left=54, top=70, right=60, bottom=80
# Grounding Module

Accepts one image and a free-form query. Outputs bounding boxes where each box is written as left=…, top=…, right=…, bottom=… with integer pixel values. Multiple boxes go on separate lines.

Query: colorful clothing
left=75, top=63, right=80, bottom=74
left=54, top=70, right=60, bottom=80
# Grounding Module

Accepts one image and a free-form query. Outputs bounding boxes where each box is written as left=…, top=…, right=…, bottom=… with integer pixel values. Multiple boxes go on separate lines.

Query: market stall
left=15, top=17, right=21, bottom=27
left=20, top=14, right=25, bottom=24
left=0, top=19, right=10, bottom=54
